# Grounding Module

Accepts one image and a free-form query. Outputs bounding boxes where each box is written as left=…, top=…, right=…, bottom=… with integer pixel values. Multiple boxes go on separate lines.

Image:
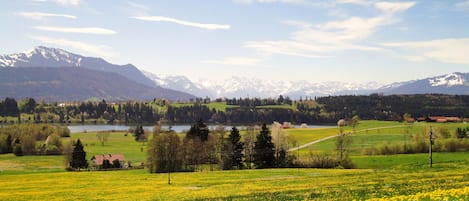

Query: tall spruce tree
left=70, top=139, right=88, bottom=170
left=253, top=123, right=275, bottom=169
left=227, top=127, right=244, bottom=169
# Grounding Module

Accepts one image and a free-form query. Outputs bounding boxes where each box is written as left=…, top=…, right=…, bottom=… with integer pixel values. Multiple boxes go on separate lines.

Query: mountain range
left=145, top=72, right=469, bottom=99
left=0, top=46, right=194, bottom=101
left=1, top=46, right=469, bottom=101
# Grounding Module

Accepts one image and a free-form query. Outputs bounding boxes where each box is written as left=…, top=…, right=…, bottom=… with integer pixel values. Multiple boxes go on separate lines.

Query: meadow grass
left=285, top=127, right=339, bottom=146
left=0, top=165, right=468, bottom=200
left=1, top=120, right=469, bottom=200
left=0, top=154, right=64, bottom=174
left=255, top=104, right=293, bottom=109
left=170, top=102, right=239, bottom=112
left=69, top=132, right=147, bottom=164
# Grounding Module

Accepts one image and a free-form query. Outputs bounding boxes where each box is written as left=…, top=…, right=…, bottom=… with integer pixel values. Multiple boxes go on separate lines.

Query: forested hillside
left=1, top=94, right=469, bottom=124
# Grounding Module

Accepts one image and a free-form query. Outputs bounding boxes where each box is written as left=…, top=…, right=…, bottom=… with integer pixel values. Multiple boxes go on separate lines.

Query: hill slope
left=0, top=67, right=195, bottom=101
left=0, top=46, right=155, bottom=87
left=377, top=72, right=469, bottom=95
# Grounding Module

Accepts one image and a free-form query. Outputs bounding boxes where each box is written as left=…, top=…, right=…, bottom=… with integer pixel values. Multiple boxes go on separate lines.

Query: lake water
left=68, top=124, right=333, bottom=133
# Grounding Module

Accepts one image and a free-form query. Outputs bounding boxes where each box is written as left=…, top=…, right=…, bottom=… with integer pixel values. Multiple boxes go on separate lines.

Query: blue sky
left=1, top=0, right=469, bottom=84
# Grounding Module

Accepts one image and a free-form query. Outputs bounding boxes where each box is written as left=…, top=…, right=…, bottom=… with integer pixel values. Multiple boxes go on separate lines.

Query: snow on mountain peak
left=0, top=46, right=83, bottom=67
left=429, top=73, right=465, bottom=87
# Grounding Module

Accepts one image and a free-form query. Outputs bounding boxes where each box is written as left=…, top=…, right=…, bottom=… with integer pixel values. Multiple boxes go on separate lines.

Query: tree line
left=2, top=94, right=469, bottom=125
left=147, top=120, right=297, bottom=173
left=0, top=124, right=70, bottom=155
left=147, top=119, right=355, bottom=173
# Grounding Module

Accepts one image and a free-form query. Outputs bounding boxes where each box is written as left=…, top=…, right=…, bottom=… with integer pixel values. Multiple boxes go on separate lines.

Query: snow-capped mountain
left=143, top=71, right=213, bottom=98
left=376, top=72, right=469, bottom=95
left=144, top=73, right=382, bottom=99
left=4, top=46, right=469, bottom=100
left=0, top=47, right=195, bottom=101
left=0, top=46, right=155, bottom=87
left=428, top=73, right=466, bottom=87
left=197, top=78, right=381, bottom=99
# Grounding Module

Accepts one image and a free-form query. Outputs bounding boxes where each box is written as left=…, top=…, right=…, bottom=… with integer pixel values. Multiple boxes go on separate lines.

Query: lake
left=68, top=124, right=333, bottom=133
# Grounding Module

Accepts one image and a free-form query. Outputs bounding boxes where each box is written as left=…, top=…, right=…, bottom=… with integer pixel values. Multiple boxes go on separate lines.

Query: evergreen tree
left=13, top=138, right=23, bottom=156
left=228, top=126, right=244, bottom=169
left=186, top=119, right=209, bottom=141
left=134, top=125, right=144, bottom=141
left=70, top=139, right=88, bottom=170
left=253, top=123, right=275, bottom=169
left=6, top=134, right=13, bottom=153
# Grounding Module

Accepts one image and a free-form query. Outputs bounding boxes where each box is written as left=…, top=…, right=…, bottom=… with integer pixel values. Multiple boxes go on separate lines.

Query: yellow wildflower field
left=1, top=167, right=468, bottom=200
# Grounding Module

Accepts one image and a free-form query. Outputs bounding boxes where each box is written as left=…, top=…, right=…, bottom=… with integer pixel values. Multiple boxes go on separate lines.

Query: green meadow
left=1, top=120, right=469, bottom=200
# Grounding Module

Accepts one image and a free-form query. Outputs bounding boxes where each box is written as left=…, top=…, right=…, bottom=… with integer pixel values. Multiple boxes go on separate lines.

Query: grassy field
left=170, top=102, right=239, bottom=112
left=1, top=120, right=469, bottom=200
left=284, top=127, right=338, bottom=146
left=69, top=132, right=147, bottom=164
left=0, top=164, right=468, bottom=200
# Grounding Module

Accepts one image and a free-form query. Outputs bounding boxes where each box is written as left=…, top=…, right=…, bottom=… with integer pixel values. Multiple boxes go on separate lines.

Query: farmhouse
left=91, top=154, right=126, bottom=168
left=425, top=116, right=461, bottom=123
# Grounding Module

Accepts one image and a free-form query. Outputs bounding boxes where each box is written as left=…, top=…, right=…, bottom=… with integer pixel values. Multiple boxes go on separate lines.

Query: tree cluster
left=147, top=120, right=294, bottom=173
left=0, top=124, right=70, bottom=155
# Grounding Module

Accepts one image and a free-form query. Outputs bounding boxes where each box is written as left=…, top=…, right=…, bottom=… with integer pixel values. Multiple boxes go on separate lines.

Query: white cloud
left=204, top=57, right=261, bottom=65
left=245, top=16, right=392, bottom=58
left=131, top=16, right=230, bottom=30
left=32, top=0, right=82, bottom=6
left=34, top=26, right=116, bottom=35
left=233, top=0, right=330, bottom=7
left=336, top=0, right=372, bottom=6
left=16, top=12, right=77, bottom=20
left=28, top=35, right=113, bottom=57
left=374, top=1, right=416, bottom=13
left=383, top=38, right=469, bottom=64
left=53, top=0, right=81, bottom=6
left=243, top=1, right=415, bottom=58
left=128, top=1, right=151, bottom=11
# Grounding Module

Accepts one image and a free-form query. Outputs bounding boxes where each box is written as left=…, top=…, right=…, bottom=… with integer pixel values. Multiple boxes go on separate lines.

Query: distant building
left=91, top=154, right=126, bottom=168
left=425, top=116, right=461, bottom=123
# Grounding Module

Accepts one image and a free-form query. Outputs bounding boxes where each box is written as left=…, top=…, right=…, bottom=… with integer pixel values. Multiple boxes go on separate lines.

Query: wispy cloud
left=128, top=1, right=151, bottom=11
left=204, top=57, right=261, bottom=65
left=382, top=38, right=469, bottom=64
left=244, top=1, right=416, bottom=58
left=336, top=0, right=372, bottom=6
left=233, top=0, right=330, bottom=7
left=32, top=0, right=82, bottom=6
left=245, top=16, right=391, bottom=58
left=374, top=1, right=416, bottom=13
left=16, top=12, right=77, bottom=20
left=131, top=16, right=230, bottom=30
left=28, top=35, right=113, bottom=57
left=34, top=26, right=116, bottom=35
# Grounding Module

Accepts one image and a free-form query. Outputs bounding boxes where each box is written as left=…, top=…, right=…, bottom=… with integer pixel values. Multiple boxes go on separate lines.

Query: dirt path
left=288, top=124, right=416, bottom=152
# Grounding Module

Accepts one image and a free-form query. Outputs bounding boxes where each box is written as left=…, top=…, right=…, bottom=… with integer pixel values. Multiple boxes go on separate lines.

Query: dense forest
left=1, top=94, right=469, bottom=125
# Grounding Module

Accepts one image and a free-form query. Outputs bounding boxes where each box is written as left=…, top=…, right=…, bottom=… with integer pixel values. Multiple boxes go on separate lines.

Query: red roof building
left=91, top=154, right=125, bottom=166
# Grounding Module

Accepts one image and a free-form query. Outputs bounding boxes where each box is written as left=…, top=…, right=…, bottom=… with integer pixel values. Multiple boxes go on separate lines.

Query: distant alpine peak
left=0, top=46, right=83, bottom=67
left=429, top=72, right=466, bottom=87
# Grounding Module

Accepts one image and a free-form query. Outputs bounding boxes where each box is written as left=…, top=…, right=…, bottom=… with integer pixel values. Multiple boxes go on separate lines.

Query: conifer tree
left=253, top=123, right=275, bottom=169
left=70, top=139, right=88, bottom=170
left=134, top=125, right=144, bottom=141
left=6, top=134, right=13, bottom=153
left=229, top=127, right=244, bottom=169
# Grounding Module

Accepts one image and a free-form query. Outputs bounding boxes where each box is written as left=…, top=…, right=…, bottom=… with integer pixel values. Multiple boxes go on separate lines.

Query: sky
left=1, top=0, right=469, bottom=84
